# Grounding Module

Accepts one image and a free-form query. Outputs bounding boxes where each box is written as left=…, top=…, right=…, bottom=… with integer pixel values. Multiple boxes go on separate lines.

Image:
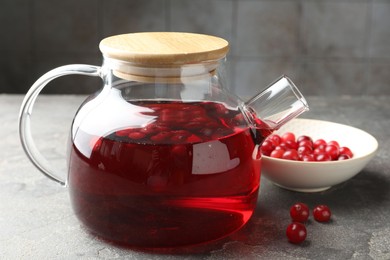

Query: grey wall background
left=1, top=0, right=389, bottom=98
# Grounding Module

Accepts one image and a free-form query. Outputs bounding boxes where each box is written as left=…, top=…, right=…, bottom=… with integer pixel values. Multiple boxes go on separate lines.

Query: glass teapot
left=19, top=32, right=308, bottom=248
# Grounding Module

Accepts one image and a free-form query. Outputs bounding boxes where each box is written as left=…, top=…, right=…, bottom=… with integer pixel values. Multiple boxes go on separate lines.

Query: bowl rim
left=262, top=118, right=379, bottom=165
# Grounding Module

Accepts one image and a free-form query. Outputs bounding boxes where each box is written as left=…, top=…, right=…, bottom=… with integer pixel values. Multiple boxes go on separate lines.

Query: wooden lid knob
left=99, top=32, right=229, bottom=66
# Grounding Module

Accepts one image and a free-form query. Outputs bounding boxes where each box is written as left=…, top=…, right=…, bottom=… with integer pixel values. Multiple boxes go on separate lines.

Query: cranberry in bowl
left=261, top=118, right=378, bottom=192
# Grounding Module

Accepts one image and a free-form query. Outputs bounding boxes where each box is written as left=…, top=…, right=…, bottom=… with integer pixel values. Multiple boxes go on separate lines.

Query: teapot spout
left=244, top=75, right=309, bottom=131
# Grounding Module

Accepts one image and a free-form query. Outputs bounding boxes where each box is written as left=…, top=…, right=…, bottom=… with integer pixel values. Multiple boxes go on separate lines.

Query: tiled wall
left=1, top=0, right=389, bottom=97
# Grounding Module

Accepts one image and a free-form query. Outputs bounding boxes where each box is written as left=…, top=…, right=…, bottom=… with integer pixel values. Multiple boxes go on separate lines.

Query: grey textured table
left=1, top=94, right=389, bottom=259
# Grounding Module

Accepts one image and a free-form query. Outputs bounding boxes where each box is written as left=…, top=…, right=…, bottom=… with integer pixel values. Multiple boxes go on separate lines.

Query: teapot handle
left=18, top=64, right=102, bottom=186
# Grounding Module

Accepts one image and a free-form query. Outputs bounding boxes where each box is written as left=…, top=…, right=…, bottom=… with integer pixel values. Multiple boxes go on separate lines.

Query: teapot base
left=71, top=188, right=259, bottom=248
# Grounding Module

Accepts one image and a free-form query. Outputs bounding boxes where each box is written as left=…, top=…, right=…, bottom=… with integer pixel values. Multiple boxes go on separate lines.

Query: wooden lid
left=99, top=32, right=229, bottom=66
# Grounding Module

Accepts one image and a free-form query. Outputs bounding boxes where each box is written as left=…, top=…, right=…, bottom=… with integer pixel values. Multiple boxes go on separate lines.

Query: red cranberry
left=171, top=145, right=188, bottom=157
left=116, top=129, right=131, bottom=137
left=278, top=142, right=289, bottom=150
left=270, top=149, right=285, bottom=159
left=170, top=134, right=189, bottom=143
left=314, top=144, right=326, bottom=153
left=327, top=140, right=340, bottom=149
left=339, top=147, right=353, bottom=158
left=313, top=205, right=332, bottom=222
left=297, top=145, right=312, bottom=156
left=301, top=154, right=315, bottom=161
left=170, top=130, right=192, bottom=143
left=282, top=150, right=299, bottom=161
left=187, top=134, right=203, bottom=143
left=274, top=145, right=284, bottom=151
left=141, top=124, right=169, bottom=135
left=214, top=103, right=229, bottom=116
left=298, top=139, right=313, bottom=148
left=324, top=145, right=340, bottom=160
left=233, top=114, right=246, bottom=125
left=159, top=109, right=177, bottom=123
left=128, top=132, right=146, bottom=140
left=281, top=132, right=295, bottom=143
left=191, top=106, right=206, bottom=117
left=268, top=134, right=282, bottom=146
left=315, top=153, right=332, bottom=162
left=198, top=128, right=213, bottom=137
left=297, top=135, right=313, bottom=143
left=261, top=140, right=275, bottom=156
left=184, top=121, right=204, bottom=130
left=286, top=222, right=307, bottom=244
left=150, top=132, right=172, bottom=142
left=284, top=140, right=299, bottom=150
left=338, top=154, right=351, bottom=160
left=313, top=139, right=327, bottom=149
left=290, top=203, right=310, bottom=223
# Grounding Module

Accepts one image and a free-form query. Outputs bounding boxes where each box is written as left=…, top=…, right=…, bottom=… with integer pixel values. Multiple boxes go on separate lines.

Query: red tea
left=68, top=101, right=267, bottom=248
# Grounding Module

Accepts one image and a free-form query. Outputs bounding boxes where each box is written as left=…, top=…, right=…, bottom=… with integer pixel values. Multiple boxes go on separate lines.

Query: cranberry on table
left=286, top=222, right=307, bottom=244
left=313, top=205, right=332, bottom=222
left=290, top=203, right=310, bottom=223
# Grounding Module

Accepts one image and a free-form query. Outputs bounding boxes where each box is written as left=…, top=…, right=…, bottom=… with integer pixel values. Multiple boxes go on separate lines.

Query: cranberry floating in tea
left=19, top=32, right=309, bottom=248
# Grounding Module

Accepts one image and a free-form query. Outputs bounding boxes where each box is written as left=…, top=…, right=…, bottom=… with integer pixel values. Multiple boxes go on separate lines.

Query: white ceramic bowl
left=261, top=118, right=378, bottom=192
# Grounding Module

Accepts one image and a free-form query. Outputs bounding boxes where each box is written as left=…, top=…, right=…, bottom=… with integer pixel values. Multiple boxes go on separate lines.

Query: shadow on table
left=275, top=169, right=390, bottom=211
